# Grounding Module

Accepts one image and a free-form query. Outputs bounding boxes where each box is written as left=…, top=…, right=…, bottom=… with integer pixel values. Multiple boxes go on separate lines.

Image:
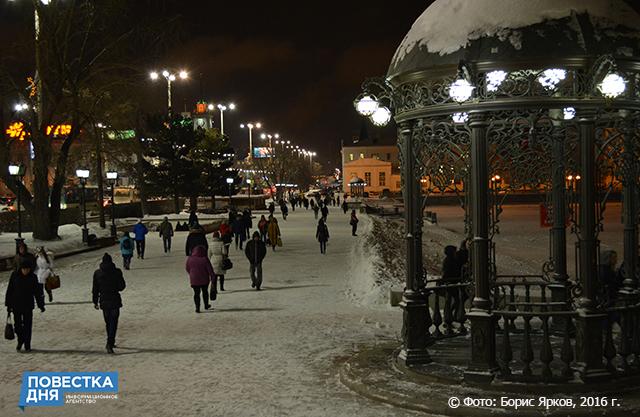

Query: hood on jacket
left=100, top=253, right=116, bottom=271
left=191, top=246, right=207, bottom=257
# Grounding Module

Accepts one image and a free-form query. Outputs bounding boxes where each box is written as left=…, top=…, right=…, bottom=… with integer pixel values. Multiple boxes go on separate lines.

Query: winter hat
left=102, top=253, right=113, bottom=264
left=252, top=231, right=261, bottom=239
left=19, top=259, right=32, bottom=269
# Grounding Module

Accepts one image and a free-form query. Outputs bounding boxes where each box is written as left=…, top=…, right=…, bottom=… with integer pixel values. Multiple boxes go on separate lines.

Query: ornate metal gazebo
left=355, top=0, right=640, bottom=385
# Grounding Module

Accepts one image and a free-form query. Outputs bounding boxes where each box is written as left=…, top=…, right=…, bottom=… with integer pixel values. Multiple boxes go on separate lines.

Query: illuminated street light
left=217, top=103, right=236, bottom=136
left=149, top=68, right=189, bottom=112
left=75, top=169, right=90, bottom=243
left=370, top=106, right=392, bottom=126
left=449, top=78, right=475, bottom=102
left=354, top=95, right=379, bottom=116
left=240, top=122, right=262, bottom=160
left=599, top=73, right=626, bottom=98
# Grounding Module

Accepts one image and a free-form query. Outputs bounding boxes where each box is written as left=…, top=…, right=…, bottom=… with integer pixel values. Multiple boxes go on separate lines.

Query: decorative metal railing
left=423, top=277, right=472, bottom=344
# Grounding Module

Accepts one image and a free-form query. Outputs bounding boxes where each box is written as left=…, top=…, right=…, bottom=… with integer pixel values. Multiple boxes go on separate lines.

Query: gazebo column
left=398, top=121, right=431, bottom=366
left=464, top=111, right=498, bottom=383
left=620, top=116, right=638, bottom=295
left=575, top=110, right=609, bottom=382
left=549, top=117, right=570, bottom=332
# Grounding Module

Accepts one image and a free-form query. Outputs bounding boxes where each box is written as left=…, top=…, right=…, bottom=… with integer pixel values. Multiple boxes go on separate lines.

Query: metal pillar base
left=82, top=228, right=89, bottom=243
left=110, top=224, right=117, bottom=238
left=398, top=291, right=431, bottom=366
left=575, top=310, right=609, bottom=383
left=548, top=283, right=575, bottom=335
left=464, top=310, right=498, bottom=384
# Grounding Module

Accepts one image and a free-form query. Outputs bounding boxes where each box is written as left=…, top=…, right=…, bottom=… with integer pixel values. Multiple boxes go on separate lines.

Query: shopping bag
left=46, top=274, right=61, bottom=290
left=5, top=313, right=15, bottom=340
left=222, top=258, right=233, bottom=271
left=277, top=237, right=283, bottom=247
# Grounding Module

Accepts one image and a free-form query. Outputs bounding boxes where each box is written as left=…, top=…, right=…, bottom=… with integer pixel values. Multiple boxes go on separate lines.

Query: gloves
left=39, top=306, right=45, bottom=313
left=94, top=304, right=100, bottom=310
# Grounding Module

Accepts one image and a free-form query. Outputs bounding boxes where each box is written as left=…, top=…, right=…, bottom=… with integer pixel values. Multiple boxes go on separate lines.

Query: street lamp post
left=8, top=163, right=26, bottom=253
left=247, top=178, right=252, bottom=205
left=226, top=177, right=234, bottom=207
left=150, top=69, right=188, bottom=113
left=76, top=169, right=90, bottom=243
left=240, top=122, right=262, bottom=161
left=217, top=103, right=236, bottom=136
left=106, top=171, right=118, bottom=238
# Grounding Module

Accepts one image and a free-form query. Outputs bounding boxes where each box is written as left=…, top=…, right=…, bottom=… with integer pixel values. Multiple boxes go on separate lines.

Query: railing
left=423, top=278, right=472, bottom=344
left=602, top=303, right=640, bottom=374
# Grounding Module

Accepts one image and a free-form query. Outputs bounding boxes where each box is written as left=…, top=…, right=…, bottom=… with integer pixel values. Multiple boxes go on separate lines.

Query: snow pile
left=346, top=215, right=404, bottom=307
left=392, top=0, right=640, bottom=63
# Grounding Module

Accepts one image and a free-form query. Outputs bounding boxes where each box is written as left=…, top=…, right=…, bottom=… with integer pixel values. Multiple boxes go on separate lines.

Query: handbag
left=5, top=313, right=15, bottom=341
left=277, top=237, right=283, bottom=247
left=45, top=273, right=61, bottom=290
left=222, top=257, right=233, bottom=271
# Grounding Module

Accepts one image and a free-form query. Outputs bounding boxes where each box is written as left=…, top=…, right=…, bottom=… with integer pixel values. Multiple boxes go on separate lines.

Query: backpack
left=122, top=238, right=132, bottom=251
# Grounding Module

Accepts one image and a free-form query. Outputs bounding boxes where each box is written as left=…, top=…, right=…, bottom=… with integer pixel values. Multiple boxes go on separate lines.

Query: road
left=0, top=206, right=418, bottom=417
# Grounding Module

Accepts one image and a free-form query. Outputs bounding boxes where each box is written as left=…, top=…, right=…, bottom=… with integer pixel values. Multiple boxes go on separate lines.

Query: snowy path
left=0, top=207, right=420, bottom=417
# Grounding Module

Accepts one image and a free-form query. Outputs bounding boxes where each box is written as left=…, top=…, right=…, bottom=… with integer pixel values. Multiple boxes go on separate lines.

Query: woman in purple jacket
left=185, top=246, right=215, bottom=313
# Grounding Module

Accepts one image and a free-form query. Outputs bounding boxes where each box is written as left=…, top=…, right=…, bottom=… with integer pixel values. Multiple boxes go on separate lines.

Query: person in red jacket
left=185, top=246, right=215, bottom=313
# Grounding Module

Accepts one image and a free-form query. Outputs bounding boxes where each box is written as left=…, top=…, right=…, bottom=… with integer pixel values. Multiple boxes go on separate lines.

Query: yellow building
left=343, top=158, right=401, bottom=195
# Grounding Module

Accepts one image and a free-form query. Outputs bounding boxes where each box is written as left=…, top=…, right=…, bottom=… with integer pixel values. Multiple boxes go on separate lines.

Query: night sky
left=147, top=1, right=432, bottom=169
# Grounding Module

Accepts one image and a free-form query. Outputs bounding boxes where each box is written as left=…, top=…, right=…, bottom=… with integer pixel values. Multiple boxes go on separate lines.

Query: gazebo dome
left=387, top=0, right=640, bottom=82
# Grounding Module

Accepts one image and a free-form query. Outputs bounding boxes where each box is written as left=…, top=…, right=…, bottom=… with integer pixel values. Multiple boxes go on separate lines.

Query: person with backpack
left=159, top=217, right=174, bottom=254
left=316, top=219, right=330, bottom=254
left=245, top=231, right=267, bottom=290
left=185, top=246, right=215, bottom=313
left=133, top=220, right=149, bottom=259
left=350, top=210, right=359, bottom=236
left=209, top=232, right=228, bottom=293
left=119, top=232, right=135, bottom=270
left=92, top=253, right=126, bottom=354
left=5, top=259, right=45, bottom=352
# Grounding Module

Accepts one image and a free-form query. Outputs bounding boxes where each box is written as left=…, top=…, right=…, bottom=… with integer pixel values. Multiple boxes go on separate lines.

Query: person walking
left=268, top=202, right=275, bottom=217
left=245, top=231, right=267, bottom=290
left=209, top=232, right=228, bottom=293
left=350, top=210, right=359, bottom=236
left=185, top=246, right=215, bottom=313
left=242, top=209, right=253, bottom=239
left=92, top=253, right=126, bottom=354
left=316, top=219, right=330, bottom=254
left=281, top=200, right=289, bottom=221
left=303, top=197, right=309, bottom=210
left=342, top=199, right=349, bottom=214
left=159, top=216, right=174, bottom=254
left=312, top=203, right=320, bottom=220
left=267, top=216, right=281, bottom=251
left=232, top=212, right=247, bottom=250
left=336, top=195, right=341, bottom=206
left=5, top=260, right=45, bottom=352
left=34, top=247, right=55, bottom=303
left=14, top=242, right=36, bottom=271
left=188, top=210, right=199, bottom=229
left=133, top=220, right=148, bottom=259
left=119, top=232, right=135, bottom=270
left=186, top=225, right=209, bottom=256
left=321, top=203, right=329, bottom=222
left=258, top=215, right=269, bottom=243
left=441, top=245, right=461, bottom=325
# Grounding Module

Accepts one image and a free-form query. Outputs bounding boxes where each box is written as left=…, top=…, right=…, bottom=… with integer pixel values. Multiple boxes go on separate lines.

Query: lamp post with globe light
left=226, top=177, right=234, bottom=206
left=149, top=69, right=188, bottom=112
left=106, top=171, right=118, bottom=238
left=8, top=163, right=26, bottom=253
left=217, top=103, right=236, bottom=136
left=76, top=169, right=90, bottom=243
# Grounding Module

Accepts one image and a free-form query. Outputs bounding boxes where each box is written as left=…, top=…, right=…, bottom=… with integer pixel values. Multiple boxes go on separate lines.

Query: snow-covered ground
left=0, top=206, right=418, bottom=417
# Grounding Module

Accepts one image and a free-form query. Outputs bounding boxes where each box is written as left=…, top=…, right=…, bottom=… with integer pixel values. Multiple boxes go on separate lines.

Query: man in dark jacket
left=159, top=217, right=174, bottom=254
left=245, top=231, right=267, bottom=290
left=5, top=260, right=45, bottom=352
left=185, top=226, right=208, bottom=256
left=92, top=253, right=126, bottom=354
left=321, top=203, right=329, bottom=221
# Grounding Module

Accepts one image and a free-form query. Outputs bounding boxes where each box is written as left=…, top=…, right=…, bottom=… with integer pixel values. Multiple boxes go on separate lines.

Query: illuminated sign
left=5, top=122, right=73, bottom=140
left=195, top=102, right=206, bottom=114
left=106, top=130, right=135, bottom=140
left=6, top=122, right=27, bottom=140
left=253, top=147, right=273, bottom=158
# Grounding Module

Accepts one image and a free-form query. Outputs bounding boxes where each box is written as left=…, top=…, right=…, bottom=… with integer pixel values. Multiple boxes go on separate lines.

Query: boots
left=219, top=276, right=225, bottom=292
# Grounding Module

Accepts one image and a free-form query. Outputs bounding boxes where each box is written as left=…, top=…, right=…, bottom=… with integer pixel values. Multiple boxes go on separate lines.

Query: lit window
left=359, top=153, right=365, bottom=159
left=349, top=153, right=354, bottom=161
left=379, top=172, right=386, bottom=187
left=365, top=172, right=371, bottom=185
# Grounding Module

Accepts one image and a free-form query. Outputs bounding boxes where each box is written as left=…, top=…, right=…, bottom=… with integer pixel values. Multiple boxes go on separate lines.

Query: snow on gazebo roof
left=388, top=0, right=640, bottom=80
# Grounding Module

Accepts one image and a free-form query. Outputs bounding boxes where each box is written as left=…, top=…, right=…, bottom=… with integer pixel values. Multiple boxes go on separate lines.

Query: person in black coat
left=5, top=260, right=45, bottom=352
left=245, top=232, right=267, bottom=290
left=185, top=226, right=209, bottom=256
left=92, top=253, right=126, bottom=354
left=242, top=209, right=253, bottom=238
left=320, top=203, right=329, bottom=221
left=188, top=211, right=199, bottom=228
left=316, top=219, right=330, bottom=254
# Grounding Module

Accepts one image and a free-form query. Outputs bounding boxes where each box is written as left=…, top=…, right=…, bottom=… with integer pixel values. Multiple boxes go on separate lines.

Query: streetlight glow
left=162, top=70, right=170, bottom=78
left=179, top=70, right=188, bottom=79
left=354, top=95, right=379, bottom=116
left=599, top=73, right=626, bottom=98
left=449, top=79, right=475, bottom=102
left=208, top=104, right=215, bottom=111
left=538, top=69, right=566, bottom=89
left=370, top=106, right=392, bottom=126
left=486, top=70, right=508, bottom=92
left=106, top=171, right=118, bottom=180
left=150, top=71, right=159, bottom=80
left=76, top=169, right=90, bottom=179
